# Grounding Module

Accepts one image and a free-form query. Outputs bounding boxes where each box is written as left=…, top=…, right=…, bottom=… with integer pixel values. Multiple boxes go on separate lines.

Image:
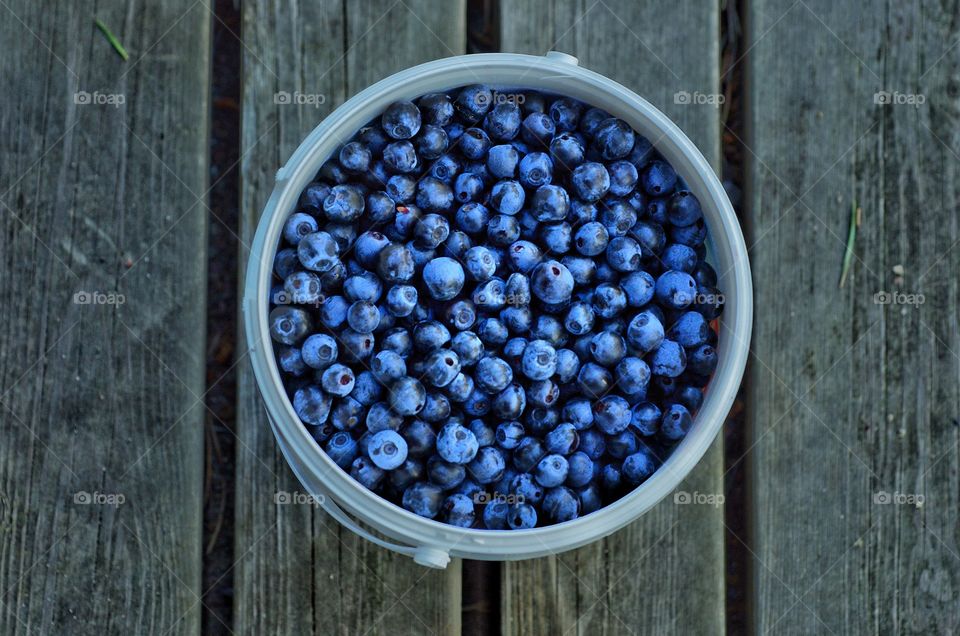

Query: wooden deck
left=1, top=0, right=958, bottom=634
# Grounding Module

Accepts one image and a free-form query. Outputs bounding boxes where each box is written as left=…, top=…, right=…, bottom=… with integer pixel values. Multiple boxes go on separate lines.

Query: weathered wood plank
left=0, top=1, right=209, bottom=634
left=746, top=1, right=960, bottom=633
left=498, top=2, right=725, bottom=634
left=235, top=2, right=466, bottom=634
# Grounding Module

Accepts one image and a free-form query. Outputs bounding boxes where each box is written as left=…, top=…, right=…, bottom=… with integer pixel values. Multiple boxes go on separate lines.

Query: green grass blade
left=94, top=18, right=129, bottom=61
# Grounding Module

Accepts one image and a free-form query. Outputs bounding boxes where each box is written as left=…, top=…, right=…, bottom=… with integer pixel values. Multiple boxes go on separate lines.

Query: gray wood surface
left=235, top=2, right=466, bottom=634
left=0, top=1, right=210, bottom=634
left=498, top=2, right=725, bottom=634
left=746, top=1, right=960, bottom=633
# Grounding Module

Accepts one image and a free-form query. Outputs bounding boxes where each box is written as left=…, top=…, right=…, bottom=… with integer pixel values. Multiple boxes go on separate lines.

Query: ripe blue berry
left=650, top=339, right=687, bottom=377
left=367, top=430, right=408, bottom=470
left=571, top=162, right=610, bottom=202
left=381, top=100, right=421, bottom=139
left=422, top=257, right=465, bottom=300
left=594, top=118, right=635, bottom=160
left=542, top=486, right=580, bottom=522
left=467, top=446, right=507, bottom=484
left=442, top=493, right=476, bottom=527
left=655, top=270, right=697, bottom=309
left=641, top=160, right=678, bottom=196
left=530, top=260, right=574, bottom=304
left=487, top=144, right=519, bottom=178
left=507, top=503, right=538, bottom=529
left=294, top=385, right=332, bottom=426
left=403, top=482, right=444, bottom=518
left=593, top=395, right=631, bottom=434
left=325, top=432, right=358, bottom=469
left=490, top=180, right=526, bottom=215
left=388, top=377, right=426, bottom=415
left=269, top=306, right=312, bottom=345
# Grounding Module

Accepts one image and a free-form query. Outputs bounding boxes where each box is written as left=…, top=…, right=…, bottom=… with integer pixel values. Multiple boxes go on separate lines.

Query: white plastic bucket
left=243, top=52, right=752, bottom=568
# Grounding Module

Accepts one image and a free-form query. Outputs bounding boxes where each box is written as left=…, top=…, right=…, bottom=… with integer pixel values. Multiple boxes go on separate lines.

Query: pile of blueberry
left=268, top=85, right=723, bottom=530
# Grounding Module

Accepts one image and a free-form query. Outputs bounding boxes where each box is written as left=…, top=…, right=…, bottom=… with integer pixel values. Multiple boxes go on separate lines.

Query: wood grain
left=234, top=2, right=466, bottom=634
left=745, top=1, right=960, bottom=633
left=0, top=1, right=210, bottom=634
left=498, top=1, right=726, bottom=634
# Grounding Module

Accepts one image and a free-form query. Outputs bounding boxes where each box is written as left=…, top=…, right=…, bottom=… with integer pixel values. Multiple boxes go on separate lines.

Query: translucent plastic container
left=242, top=52, right=752, bottom=568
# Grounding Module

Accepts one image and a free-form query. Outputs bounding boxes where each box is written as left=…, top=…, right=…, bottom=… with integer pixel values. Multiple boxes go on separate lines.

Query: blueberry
left=555, top=348, right=580, bottom=383
left=507, top=503, right=538, bottom=529
left=429, top=153, right=461, bottom=184
left=368, top=350, right=405, bottom=384
left=675, top=384, right=704, bottom=412
left=475, top=356, right=513, bottom=394
left=298, top=182, right=331, bottom=213
left=435, top=422, right=479, bottom=464
left=530, top=260, right=574, bottom=304
left=382, top=284, right=416, bottom=318
left=445, top=372, right=474, bottom=402
left=593, top=118, right=635, bottom=160
left=577, top=362, right=613, bottom=397
left=325, top=431, right=358, bottom=469
left=428, top=456, right=467, bottom=490
left=320, top=363, right=356, bottom=397
left=605, top=236, right=643, bottom=272
left=622, top=447, right=657, bottom=484
left=549, top=131, right=585, bottom=171
left=607, top=160, right=639, bottom=197
left=283, top=212, right=319, bottom=246
left=339, top=141, right=372, bottom=173
left=521, top=339, right=557, bottom=381
left=301, top=334, right=338, bottom=370
left=542, top=486, right=580, bottom=522
left=402, top=482, right=444, bottom=518
left=693, top=284, right=724, bottom=320
left=351, top=456, right=385, bottom=490
left=510, top=473, right=544, bottom=505
left=539, top=222, right=572, bottom=254
left=269, top=306, right=312, bottom=345
left=383, top=140, right=419, bottom=173
left=531, top=315, right=568, bottom=347
left=521, top=112, right=556, bottom=148
left=565, top=452, right=593, bottom=488
left=463, top=388, right=492, bottom=417
left=630, top=401, right=661, bottom=436
left=456, top=202, right=490, bottom=234
left=323, top=184, right=365, bottom=222
left=692, top=260, right=718, bottom=287
left=601, top=463, right=623, bottom=491
left=492, top=383, right=526, bottom=420
left=599, top=199, right=637, bottom=237
left=413, top=320, right=451, bottom=352
left=278, top=346, right=308, bottom=376
left=398, top=420, right=435, bottom=459
left=273, top=248, right=300, bottom=280
left=386, top=174, right=416, bottom=202
left=484, top=102, right=522, bottom=140
left=579, top=107, right=611, bottom=138
left=423, top=349, right=461, bottom=388
left=626, top=310, right=665, bottom=353
left=449, top=331, right=483, bottom=367
left=621, top=271, right=655, bottom=307
left=630, top=220, right=666, bottom=257
left=662, top=243, right=698, bottom=273
left=413, top=177, right=454, bottom=213
left=507, top=240, right=542, bottom=274
left=388, top=377, right=426, bottom=415
left=534, top=454, right=569, bottom=488
left=367, top=430, right=408, bottom=470
left=531, top=184, right=570, bottom=222
left=283, top=271, right=323, bottom=305
left=487, top=144, right=519, bottom=178
left=650, top=339, right=687, bottom=377
left=469, top=419, right=497, bottom=447
left=589, top=330, right=626, bottom=367
left=490, top=180, right=526, bottom=215
left=616, top=357, right=651, bottom=395
left=655, top=270, right=697, bottom=309
left=495, top=421, right=525, bottom=450
left=371, top=243, right=413, bottom=284
left=687, top=344, right=718, bottom=376
left=422, top=257, right=465, bottom=300
left=549, top=97, right=583, bottom=132
left=641, top=160, right=678, bottom=196
left=578, top=429, right=606, bottom=460
left=518, top=152, right=553, bottom=188
left=668, top=190, right=703, bottom=227
left=346, top=301, right=380, bottom=333
left=562, top=256, right=597, bottom=287
left=454, top=85, right=493, bottom=123
left=571, top=162, right=610, bottom=202
left=441, top=494, right=476, bottom=527
left=415, top=125, right=449, bottom=161
left=574, top=221, right=609, bottom=257
left=419, top=93, right=455, bottom=126
left=445, top=230, right=472, bottom=259
left=443, top=299, right=477, bottom=331
left=628, top=135, right=656, bottom=167
left=294, top=385, right=332, bottom=426
left=381, top=100, right=421, bottom=139
left=380, top=328, right=413, bottom=358
left=390, top=459, right=424, bottom=490
left=468, top=447, right=507, bottom=484
left=545, top=422, right=579, bottom=455
left=513, top=437, right=546, bottom=472
left=297, top=231, right=340, bottom=272
left=413, top=213, right=450, bottom=249
left=645, top=197, right=669, bottom=225
left=463, top=246, right=498, bottom=281
left=668, top=311, right=709, bottom=347
left=488, top=214, right=521, bottom=246
left=591, top=283, right=627, bottom=319
left=606, top=429, right=639, bottom=459
left=483, top=501, right=510, bottom=529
